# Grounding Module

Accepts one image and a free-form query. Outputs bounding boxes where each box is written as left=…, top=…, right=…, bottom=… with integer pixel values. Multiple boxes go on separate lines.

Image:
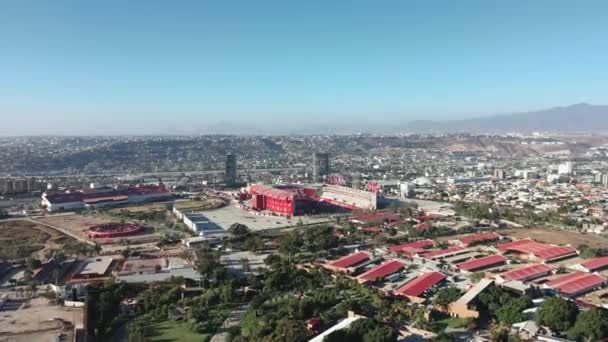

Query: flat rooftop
left=77, top=257, right=113, bottom=276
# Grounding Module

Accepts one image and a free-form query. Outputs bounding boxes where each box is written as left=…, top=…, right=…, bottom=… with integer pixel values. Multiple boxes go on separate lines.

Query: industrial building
left=41, top=184, right=172, bottom=212
left=357, top=260, right=404, bottom=284
left=543, top=271, right=607, bottom=297
left=497, top=239, right=578, bottom=263
left=70, top=257, right=114, bottom=282
left=455, top=255, right=507, bottom=273
left=182, top=212, right=226, bottom=238
left=324, top=251, right=372, bottom=273
left=496, top=264, right=554, bottom=283
left=393, top=271, right=446, bottom=303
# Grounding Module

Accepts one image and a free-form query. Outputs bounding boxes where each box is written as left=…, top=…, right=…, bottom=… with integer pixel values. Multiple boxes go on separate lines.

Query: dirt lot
left=0, top=296, right=82, bottom=342
left=0, top=220, right=77, bottom=260
left=37, top=214, right=161, bottom=252
left=37, top=214, right=114, bottom=238
left=108, top=203, right=169, bottom=213
left=500, top=228, right=608, bottom=248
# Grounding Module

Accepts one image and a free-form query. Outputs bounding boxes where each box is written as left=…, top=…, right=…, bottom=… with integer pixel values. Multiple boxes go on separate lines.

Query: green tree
left=432, top=332, right=454, bottom=342
left=228, top=223, right=251, bottom=238
left=243, top=236, right=264, bottom=252
left=26, top=257, right=41, bottom=270
left=303, top=225, right=337, bottom=253
left=496, top=296, right=532, bottom=325
left=568, top=308, right=608, bottom=341
left=263, top=319, right=310, bottom=342
left=535, top=297, right=579, bottom=333
left=433, top=287, right=462, bottom=309
left=278, top=231, right=303, bottom=260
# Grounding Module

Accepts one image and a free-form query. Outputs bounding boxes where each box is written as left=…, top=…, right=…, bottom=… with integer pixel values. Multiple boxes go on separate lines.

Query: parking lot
left=200, top=203, right=332, bottom=232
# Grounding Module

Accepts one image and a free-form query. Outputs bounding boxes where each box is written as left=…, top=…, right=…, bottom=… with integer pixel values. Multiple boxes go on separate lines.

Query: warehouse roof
left=456, top=255, right=507, bottom=272
left=329, top=252, right=371, bottom=269
left=581, top=256, right=608, bottom=272
left=499, top=264, right=553, bottom=282
left=389, top=239, right=435, bottom=253
left=497, top=239, right=577, bottom=262
left=459, top=232, right=501, bottom=246
left=357, top=260, right=404, bottom=283
left=394, top=271, right=446, bottom=298
left=545, top=272, right=607, bottom=296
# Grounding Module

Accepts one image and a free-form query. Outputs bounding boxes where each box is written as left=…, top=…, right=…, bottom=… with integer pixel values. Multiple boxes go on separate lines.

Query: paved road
left=210, top=304, right=248, bottom=342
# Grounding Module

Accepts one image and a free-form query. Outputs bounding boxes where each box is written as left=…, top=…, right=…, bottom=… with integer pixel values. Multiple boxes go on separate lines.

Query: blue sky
left=1, top=0, right=607, bottom=134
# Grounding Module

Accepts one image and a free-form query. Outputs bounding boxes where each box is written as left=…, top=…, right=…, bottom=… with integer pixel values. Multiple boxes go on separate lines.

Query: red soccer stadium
left=87, top=222, right=144, bottom=239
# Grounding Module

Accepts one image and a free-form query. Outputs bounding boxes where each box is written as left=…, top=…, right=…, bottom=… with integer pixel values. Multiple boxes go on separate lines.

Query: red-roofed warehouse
left=456, top=255, right=507, bottom=273
left=357, top=260, right=404, bottom=284
left=394, top=271, right=446, bottom=303
left=325, top=252, right=371, bottom=273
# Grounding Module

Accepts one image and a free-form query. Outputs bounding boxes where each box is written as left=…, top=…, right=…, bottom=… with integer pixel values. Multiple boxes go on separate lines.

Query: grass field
left=174, top=198, right=226, bottom=211
left=148, top=320, right=208, bottom=342
left=437, top=317, right=473, bottom=329
left=108, top=198, right=225, bottom=214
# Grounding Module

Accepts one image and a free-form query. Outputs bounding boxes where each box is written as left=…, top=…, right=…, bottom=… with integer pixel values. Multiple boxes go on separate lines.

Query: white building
left=557, top=162, right=573, bottom=175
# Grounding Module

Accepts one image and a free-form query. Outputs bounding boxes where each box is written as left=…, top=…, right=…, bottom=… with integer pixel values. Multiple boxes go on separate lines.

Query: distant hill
left=188, top=103, right=608, bottom=135
left=405, top=103, right=608, bottom=133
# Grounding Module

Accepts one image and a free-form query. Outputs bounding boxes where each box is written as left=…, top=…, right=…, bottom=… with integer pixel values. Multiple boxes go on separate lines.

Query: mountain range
left=196, top=103, right=608, bottom=135
left=405, top=103, right=608, bottom=133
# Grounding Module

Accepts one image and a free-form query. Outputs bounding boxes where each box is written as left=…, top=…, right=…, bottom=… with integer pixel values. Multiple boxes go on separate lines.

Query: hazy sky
left=1, top=0, right=607, bottom=135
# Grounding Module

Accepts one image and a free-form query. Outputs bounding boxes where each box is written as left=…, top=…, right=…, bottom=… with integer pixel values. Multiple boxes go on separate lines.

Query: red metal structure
left=87, top=222, right=144, bottom=238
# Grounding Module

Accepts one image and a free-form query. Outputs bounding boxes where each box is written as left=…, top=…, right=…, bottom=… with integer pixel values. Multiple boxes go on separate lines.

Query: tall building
left=558, top=162, right=573, bottom=175
left=595, top=172, right=604, bottom=184
left=493, top=169, right=506, bottom=180
left=225, top=154, right=237, bottom=186
left=312, top=152, right=330, bottom=182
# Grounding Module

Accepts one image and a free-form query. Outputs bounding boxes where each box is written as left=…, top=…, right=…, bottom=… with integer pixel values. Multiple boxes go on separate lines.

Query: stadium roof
left=357, top=260, right=404, bottom=283
left=250, top=184, right=295, bottom=201
left=389, top=239, right=435, bottom=253
left=456, top=255, right=507, bottom=272
left=581, top=256, right=608, bottom=271
left=329, top=252, right=371, bottom=269
left=497, top=239, right=577, bottom=262
left=394, top=271, right=446, bottom=298
left=459, top=232, right=501, bottom=246
left=545, top=272, right=607, bottom=296
left=499, top=264, right=553, bottom=282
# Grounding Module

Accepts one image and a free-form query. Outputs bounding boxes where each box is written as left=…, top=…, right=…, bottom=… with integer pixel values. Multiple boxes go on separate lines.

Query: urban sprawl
left=1, top=134, right=608, bottom=342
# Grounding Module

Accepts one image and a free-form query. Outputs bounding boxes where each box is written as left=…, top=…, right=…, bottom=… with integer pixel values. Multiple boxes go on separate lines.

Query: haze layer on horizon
left=1, top=0, right=607, bottom=135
